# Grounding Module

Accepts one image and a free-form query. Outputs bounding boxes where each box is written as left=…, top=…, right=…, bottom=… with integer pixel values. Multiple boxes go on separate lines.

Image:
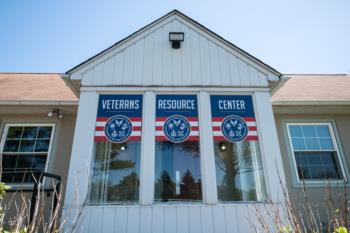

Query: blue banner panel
left=156, top=94, right=199, bottom=142
left=95, top=94, right=143, bottom=142
left=210, top=95, right=258, bottom=142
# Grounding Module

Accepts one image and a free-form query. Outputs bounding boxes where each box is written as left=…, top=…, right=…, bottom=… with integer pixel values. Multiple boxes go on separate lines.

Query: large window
left=211, top=95, right=267, bottom=202
left=0, top=124, right=54, bottom=184
left=287, top=123, right=344, bottom=181
left=154, top=94, right=202, bottom=202
left=154, top=141, right=202, bottom=202
left=214, top=141, right=266, bottom=201
left=89, top=141, right=141, bottom=203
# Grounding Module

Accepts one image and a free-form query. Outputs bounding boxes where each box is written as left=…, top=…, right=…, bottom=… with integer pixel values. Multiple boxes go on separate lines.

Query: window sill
left=293, top=180, right=349, bottom=188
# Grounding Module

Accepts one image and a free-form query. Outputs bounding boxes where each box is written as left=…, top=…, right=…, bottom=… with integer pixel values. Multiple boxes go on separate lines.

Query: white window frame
left=0, top=123, right=56, bottom=187
left=286, top=122, right=346, bottom=184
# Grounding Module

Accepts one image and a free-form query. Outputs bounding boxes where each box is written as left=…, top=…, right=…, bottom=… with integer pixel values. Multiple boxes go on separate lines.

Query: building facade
left=0, top=10, right=349, bottom=233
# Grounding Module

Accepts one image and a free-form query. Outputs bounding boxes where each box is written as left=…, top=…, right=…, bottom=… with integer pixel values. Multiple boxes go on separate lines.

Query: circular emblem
left=104, top=115, right=132, bottom=143
left=221, top=115, right=248, bottom=142
left=164, top=115, right=191, bottom=143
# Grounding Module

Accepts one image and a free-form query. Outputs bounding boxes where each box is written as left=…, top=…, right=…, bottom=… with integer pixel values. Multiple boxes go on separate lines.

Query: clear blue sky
left=1, top=0, right=349, bottom=74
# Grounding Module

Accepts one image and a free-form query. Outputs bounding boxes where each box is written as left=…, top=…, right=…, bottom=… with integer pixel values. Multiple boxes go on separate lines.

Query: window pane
left=302, top=125, right=317, bottom=137
left=289, top=125, right=303, bottom=138
left=305, top=138, right=320, bottom=150
left=89, top=141, right=141, bottom=203
left=291, top=138, right=306, bottom=150
left=34, top=139, right=51, bottom=152
left=19, top=139, right=35, bottom=152
left=155, top=141, right=202, bottom=202
left=22, top=127, right=38, bottom=139
left=319, top=138, right=334, bottom=150
left=7, top=127, right=23, bottom=139
left=295, top=152, right=342, bottom=180
left=215, top=141, right=267, bottom=201
left=38, top=127, right=52, bottom=138
left=3, top=139, right=20, bottom=152
left=316, top=125, right=331, bottom=137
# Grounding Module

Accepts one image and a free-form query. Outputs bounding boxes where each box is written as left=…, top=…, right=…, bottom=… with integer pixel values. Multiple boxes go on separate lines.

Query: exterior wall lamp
left=169, top=32, right=184, bottom=49
left=47, top=109, right=63, bottom=119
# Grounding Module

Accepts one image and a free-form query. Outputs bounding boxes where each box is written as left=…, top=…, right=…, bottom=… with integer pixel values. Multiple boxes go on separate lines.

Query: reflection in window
left=1, top=125, right=53, bottom=183
left=89, top=141, right=140, bottom=203
left=214, top=141, right=266, bottom=201
left=288, top=124, right=344, bottom=180
left=155, top=141, right=202, bottom=202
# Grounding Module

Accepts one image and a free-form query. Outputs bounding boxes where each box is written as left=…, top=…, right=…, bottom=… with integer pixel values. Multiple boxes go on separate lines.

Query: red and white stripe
left=212, top=117, right=258, bottom=141
left=94, top=117, right=142, bottom=142
left=155, top=117, right=199, bottom=142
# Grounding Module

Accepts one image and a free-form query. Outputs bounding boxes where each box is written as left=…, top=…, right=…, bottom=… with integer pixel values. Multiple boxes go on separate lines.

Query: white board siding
left=76, top=18, right=269, bottom=87
left=70, top=204, right=277, bottom=233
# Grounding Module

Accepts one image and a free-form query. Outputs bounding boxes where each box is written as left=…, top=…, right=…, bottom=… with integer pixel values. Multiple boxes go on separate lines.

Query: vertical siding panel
left=224, top=205, right=238, bottom=233
left=199, top=36, right=211, bottom=86
left=247, top=65, right=261, bottom=86
left=236, top=205, right=250, bottom=233
left=228, top=54, right=241, bottom=86
left=93, top=62, right=104, bottom=85
left=115, top=207, right=128, bottom=233
left=257, top=71, right=269, bottom=87
left=101, top=207, right=115, bottom=233
left=218, top=48, right=230, bottom=86
left=142, top=32, right=154, bottom=85
left=212, top=205, right=226, bottom=233
left=81, top=68, right=93, bottom=86
left=180, top=23, right=191, bottom=85
left=171, top=20, right=182, bottom=85
left=188, top=206, right=201, bottom=233
left=161, top=22, right=172, bottom=85
left=122, top=44, right=135, bottom=85
left=79, top=207, right=90, bottom=233
left=102, top=56, right=115, bottom=85
left=88, top=207, right=103, bottom=233
left=126, top=206, right=140, bottom=233
left=152, top=206, right=164, bottom=233
left=152, top=25, right=163, bottom=85
left=164, top=206, right=177, bottom=233
left=140, top=207, right=152, bottom=233
left=189, top=29, right=201, bottom=85
left=113, top=50, right=124, bottom=85
left=176, top=206, right=189, bottom=233
left=201, top=206, right=214, bottom=233
left=133, top=39, right=145, bottom=85
left=208, top=42, right=221, bottom=85
left=238, top=58, right=250, bottom=86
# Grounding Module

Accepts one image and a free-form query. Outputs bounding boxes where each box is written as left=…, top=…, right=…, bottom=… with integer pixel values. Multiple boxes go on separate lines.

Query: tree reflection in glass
left=89, top=141, right=140, bottom=203
left=214, top=141, right=267, bottom=202
left=155, top=141, right=202, bottom=202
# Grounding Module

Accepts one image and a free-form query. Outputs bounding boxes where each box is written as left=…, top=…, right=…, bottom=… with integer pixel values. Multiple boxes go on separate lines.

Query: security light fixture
left=169, top=32, right=184, bottom=49
left=47, top=109, right=63, bottom=119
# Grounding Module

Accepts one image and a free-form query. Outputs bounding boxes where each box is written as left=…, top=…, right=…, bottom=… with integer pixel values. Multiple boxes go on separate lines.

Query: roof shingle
left=0, top=73, right=77, bottom=102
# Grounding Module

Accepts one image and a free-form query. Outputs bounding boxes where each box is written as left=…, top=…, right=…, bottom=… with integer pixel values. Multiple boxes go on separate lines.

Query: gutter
left=0, top=100, right=78, bottom=106
left=272, top=101, right=350, bottom=106
left=61, top=73, right=80, bottom=97
left=270, top=75, right=290, bottom=95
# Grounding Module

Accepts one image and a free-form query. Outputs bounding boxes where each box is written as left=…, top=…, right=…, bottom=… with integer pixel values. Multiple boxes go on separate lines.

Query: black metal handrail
left=29, top=172, right=61, bottom=231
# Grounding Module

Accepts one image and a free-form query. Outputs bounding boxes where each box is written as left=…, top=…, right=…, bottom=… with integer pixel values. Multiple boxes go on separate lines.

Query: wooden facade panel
left=79, top=19, right=271, bottom=87
left=78, top=205, right=269, bottom=233
left=176, top=206, right=189, bottom=233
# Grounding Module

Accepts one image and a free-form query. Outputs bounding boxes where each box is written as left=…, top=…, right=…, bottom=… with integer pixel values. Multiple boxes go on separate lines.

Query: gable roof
left=0, top=73, right=78, bottom=104
left=272, top=74, right=350, bottom=104
left=66, top=10, right=281, bottom=78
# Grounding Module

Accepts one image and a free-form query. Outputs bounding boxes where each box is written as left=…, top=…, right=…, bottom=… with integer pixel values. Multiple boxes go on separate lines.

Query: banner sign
left=156, top=95, right=199, bottom=142
left=210, top=95, right=258, bottom=142
left=95, top=95, right=143, bottom=142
